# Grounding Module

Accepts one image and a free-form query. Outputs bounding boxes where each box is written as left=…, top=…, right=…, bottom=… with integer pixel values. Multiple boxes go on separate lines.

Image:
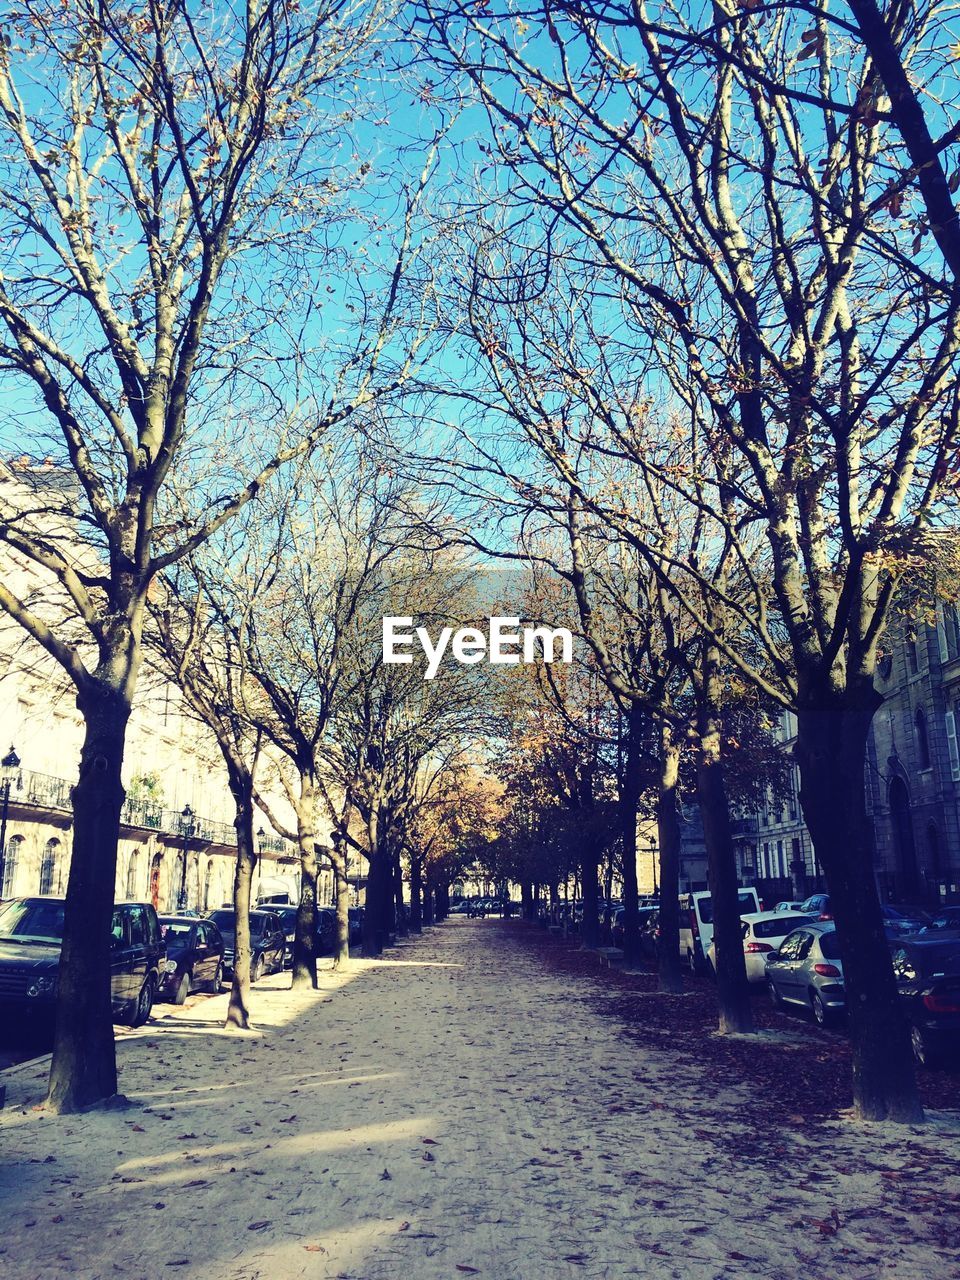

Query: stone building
left=0, top=457, right=325, bottom=913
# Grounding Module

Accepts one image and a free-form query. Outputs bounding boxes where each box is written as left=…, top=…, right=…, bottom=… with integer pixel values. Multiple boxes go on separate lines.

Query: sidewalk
left=1, top=920, right=958, bottom=1279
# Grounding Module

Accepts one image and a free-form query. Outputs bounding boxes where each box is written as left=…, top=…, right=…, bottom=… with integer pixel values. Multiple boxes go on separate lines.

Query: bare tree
left=419, top=0, right=960, bottom=1121
left=0, top=0, right=434, bottom=1111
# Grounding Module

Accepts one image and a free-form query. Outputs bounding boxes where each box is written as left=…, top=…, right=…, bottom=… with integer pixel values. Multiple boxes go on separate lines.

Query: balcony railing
left=7, top=767, right=293, bottom=856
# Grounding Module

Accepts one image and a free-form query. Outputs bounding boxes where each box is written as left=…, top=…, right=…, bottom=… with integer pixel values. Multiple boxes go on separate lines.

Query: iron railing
left=7, top=767, right=293, bottom=855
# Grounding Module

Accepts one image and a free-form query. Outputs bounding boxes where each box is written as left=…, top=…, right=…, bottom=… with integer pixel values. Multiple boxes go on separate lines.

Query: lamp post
left=647, top=840, right=659, bottom=896
left=178, top=803, right=195, bottom=909
left=0, top=745, right=21, bottom=897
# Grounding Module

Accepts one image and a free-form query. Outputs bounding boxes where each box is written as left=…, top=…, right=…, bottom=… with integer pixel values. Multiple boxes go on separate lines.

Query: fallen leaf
left=455, top=1268, right=480, bottom=1274
left=247, top=1221, right=271, bottom=1232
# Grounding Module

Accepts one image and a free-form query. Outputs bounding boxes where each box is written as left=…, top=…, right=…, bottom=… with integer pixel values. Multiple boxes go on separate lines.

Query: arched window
left=915, top=707, right=931, bottom=771
left=203, top=860, right=214, bottom=912
left=2, top=834, right=23, bottom=897
left=40, top=839, right=62, bottom=895
left=125, top=849, right=140, bottom=900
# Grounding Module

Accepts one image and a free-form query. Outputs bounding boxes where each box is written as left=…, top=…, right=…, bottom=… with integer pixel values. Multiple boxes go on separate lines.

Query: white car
left=707, top=910, right=816, bottom=982
left=679, top=888, right=761, bottom=973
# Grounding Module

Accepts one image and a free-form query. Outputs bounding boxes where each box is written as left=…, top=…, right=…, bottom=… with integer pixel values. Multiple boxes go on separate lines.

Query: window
left=946, top=711, right=960, bottom=781
left=915, top=707, right=931, bottom=771
left=39, top=839, right=62, bottom=895
left=125, top=850, right=140, bottom=900
left=795, top=933, right=815, bottom=961
left=776, top=839, right=784, bottom=876
left=110, top=909, right=125, bottom=948
left=907, top=633, right=919, bottom=675
left=778, top=932, right=804, bottom=959
left=127, top=905, right=148, bottom=945
left=2, top=834, right=23, bottom=897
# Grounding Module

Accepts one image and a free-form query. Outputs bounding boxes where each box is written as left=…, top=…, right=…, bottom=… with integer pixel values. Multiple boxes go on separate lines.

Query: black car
left=348, top=906, right=364, bottom=946
left=270, top=904, right=299, bottom=967
left=315, top=906, right=337, bottom=955
left=611, top=905, right=657, bottom=950
left=890, top=934, right=960, bottom=1067
left=157, top=916, right=225, bottom=1003
left=205, top=908, right=286, bottom=982
left=0, top=897, right=164, bottom=1028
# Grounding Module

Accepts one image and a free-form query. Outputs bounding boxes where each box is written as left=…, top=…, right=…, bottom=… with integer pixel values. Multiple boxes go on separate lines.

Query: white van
left=679, top=888, right=761, bottom=974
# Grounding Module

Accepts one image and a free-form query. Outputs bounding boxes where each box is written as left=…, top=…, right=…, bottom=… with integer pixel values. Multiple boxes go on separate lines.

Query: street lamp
left=178, top=804, right=195, bottom=909
left=0, top=745, right=21, bottom=896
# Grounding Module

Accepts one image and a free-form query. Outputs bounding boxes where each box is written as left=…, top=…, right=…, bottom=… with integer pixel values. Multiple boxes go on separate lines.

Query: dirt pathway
left=1, top=919, right=958, bottom=1280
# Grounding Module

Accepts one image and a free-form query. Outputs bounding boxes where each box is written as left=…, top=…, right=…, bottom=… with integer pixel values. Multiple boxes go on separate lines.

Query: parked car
left=348, top=906, right=364, bottom=946
left=0, top=896, right=163, bottom=1028
left=882, top=904, right=932, bottom=936
left=890, top=934, right=960, bottom=1067
left=205, top=908, right=286, bottom=981
left=773, top=900, right=805, bottom=913
left=315, top=906, right=338, bottom=955
left=707, top=910, right=816, bottom=982
left=765, top=921, right=845, bottom=1025
left=679, top=888, right=762, bottom=974
left=611, top=905, right=658, bottom=950
left=269, top=904, right=299, bottom=966
left=798, top=893, right=833, bottom=920
left=157, top=915, right=225, bottom=1003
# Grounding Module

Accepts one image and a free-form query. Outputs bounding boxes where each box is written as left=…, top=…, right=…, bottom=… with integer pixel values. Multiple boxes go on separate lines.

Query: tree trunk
left=393, top=850, right=407, bottom=937
left=292, top=792, right=319, bottom=990
left=619, top=701, right=644, bottom=965
left=410, top=857, right=423, bottom=934
left=226, top=774, right=257, bottom=1030
left=46, top=683, right=130, bottom=1113
left=436, top=882, right=449, bottom=920
left=656, top=726, right=684, bottom=994
left=697, top=705, right=754, bottom=1035
left=520, top=880, right=533, bottom=921
left=330, top=838, right=351, bottom=970
left=423, top=876, right=435, bottom=926
left=796, top=680, right=923, bottom=1123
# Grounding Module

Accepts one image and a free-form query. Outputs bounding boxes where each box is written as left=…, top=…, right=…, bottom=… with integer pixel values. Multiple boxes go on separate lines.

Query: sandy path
left=1, top=919, right=959, bottom=1280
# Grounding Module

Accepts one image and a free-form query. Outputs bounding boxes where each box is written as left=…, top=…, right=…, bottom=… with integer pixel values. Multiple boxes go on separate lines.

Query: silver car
left=765, top=921, right=845, bottom=1025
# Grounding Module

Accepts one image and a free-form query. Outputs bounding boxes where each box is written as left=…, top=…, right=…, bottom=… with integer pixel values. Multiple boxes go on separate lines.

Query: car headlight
left=26, top=975, right=56, bottom=997
left=162, top=959, right=178, bottom=974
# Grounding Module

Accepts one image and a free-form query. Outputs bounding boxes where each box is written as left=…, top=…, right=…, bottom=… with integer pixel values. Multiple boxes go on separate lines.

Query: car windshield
left=208, top=910, right=235, bottom=932
left=160, top=921, right=193, bottom=945
left=0, top=899, right=65, bottom=943
left=819, top=932, right=843, bottom=960
left=755, top=915, right=810, bottom=938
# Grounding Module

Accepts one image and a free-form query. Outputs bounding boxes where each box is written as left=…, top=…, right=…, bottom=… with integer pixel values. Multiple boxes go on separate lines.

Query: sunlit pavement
left=1, top=921, right=959, bottom=1280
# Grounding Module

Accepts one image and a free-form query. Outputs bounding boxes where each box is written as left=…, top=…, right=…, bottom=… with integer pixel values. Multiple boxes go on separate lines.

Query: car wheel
left=172, top=972, right=190, bottom=1006
left=210, top=962, right=223, bottom=993
left=911, top=1025, right=940, bottom=1069
left=768, top=979, right=783, bottom=1009
left=133, top=976, right=155, bottom=1027
left=811, top=991, right=829, bottom=1026
left=252, top=954, right=265, bottom=984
